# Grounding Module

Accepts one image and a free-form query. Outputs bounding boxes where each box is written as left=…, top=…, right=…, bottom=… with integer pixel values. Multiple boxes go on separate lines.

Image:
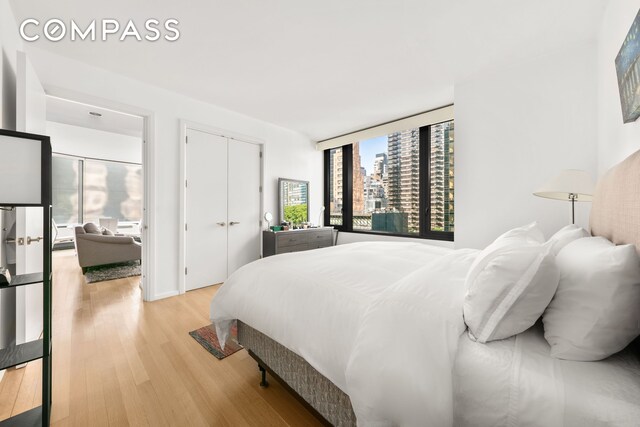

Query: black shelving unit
left=0, top=129, right=52, bottom=427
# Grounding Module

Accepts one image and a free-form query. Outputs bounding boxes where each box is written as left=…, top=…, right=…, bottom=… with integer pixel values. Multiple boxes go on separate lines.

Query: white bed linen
left=453, top=322, right=640, bottom=427
left=346, top=249, right=479, bottom=426
left=210, top=241, right=456, bottom=393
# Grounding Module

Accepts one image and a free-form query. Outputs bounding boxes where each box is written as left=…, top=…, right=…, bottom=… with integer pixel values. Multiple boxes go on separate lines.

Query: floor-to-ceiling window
left=52, top=154, right=142, bottom=226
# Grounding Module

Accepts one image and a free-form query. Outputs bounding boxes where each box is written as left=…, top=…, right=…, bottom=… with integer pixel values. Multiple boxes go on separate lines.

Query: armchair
left=74, top=223, right=142, bottom=273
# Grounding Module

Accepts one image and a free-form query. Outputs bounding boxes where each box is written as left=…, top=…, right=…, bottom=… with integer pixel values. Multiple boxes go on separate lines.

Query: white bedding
left=210, top=241, right=640, bottom=426
left=210, top=241, right=458, bottom=394
left=453, top=322, right=640, bottom=427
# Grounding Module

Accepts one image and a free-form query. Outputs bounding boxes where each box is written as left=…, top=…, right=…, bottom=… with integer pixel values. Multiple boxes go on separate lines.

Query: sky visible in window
left=358, top=135, right=387, bottom=173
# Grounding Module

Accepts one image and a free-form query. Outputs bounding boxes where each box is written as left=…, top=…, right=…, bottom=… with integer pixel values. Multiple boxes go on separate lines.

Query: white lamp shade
left=533, top=169, right=594, bottom=202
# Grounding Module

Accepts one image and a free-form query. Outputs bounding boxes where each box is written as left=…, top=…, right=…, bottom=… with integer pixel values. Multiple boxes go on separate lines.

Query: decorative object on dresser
left=0, top=129, right=53, bottom=426
left=263, top=227, right=334, bottom=257
left=533, top=169, right=594, bottom=224
left=263, top=212, right=273, bottom=230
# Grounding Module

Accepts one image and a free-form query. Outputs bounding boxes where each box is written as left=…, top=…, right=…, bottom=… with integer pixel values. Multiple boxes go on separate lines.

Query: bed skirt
left=237, top=321, right=357, bottom=427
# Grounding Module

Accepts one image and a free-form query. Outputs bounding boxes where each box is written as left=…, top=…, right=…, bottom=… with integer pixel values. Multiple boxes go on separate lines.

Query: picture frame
left=616, top=8, right=640, bottom=123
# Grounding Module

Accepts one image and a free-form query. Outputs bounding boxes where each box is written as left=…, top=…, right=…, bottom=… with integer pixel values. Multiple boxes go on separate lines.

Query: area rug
left=84, top=261, right=141, bottom=283
left=189, top=321, right=243, bottom=360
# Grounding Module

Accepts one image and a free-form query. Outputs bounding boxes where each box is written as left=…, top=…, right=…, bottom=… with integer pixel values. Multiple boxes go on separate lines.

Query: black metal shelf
left=0, top=339, right=44, bottom=371
left=0, top=406, right=42, bottom=427
left=0, top=128, right=52, bottom=427
left=0, top=272, right=43, bottom=289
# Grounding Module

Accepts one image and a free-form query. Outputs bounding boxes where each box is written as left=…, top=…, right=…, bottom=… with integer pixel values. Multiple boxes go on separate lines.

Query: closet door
left=185, top=129, right=228, bottom=290
left=227, top=140, right=261, bottom=275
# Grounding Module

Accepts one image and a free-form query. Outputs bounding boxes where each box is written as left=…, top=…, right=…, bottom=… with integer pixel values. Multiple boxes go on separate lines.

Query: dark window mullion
left=323, top=150, right=331, bottom=228
left=343, top=144, right=353, bottom=232
left=79, top=159, right=84, bottom=224
left=419, top=126, right=430, bottom=238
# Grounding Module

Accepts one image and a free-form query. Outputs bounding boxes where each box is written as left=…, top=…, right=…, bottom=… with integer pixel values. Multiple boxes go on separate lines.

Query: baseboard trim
left=151, top=290, right=179, bottom=301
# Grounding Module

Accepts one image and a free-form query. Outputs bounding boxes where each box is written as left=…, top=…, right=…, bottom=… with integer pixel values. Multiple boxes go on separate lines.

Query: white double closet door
left=185, top=129, right=261, bottom=291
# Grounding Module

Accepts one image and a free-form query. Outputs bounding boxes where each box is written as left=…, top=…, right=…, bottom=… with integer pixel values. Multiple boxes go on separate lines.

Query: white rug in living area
left=84, top=261, right=141, bottom=283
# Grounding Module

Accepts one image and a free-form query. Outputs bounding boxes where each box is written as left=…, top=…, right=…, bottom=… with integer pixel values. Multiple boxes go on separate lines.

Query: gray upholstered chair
left=74, top=223, right=142, bottom=273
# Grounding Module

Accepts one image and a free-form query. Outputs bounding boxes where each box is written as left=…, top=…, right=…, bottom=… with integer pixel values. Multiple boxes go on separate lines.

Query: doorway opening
left=43, top=95, right=152, bottom=299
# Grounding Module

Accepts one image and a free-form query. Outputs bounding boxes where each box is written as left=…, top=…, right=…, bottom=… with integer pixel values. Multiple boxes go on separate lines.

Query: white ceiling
left=46, top=96, right=144, bottom=138
left=10, top=0, right=608, bottom=141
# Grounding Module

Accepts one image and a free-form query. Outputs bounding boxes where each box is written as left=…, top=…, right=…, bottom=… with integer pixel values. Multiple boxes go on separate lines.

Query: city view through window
left=328, top=121, right=454, bottom=235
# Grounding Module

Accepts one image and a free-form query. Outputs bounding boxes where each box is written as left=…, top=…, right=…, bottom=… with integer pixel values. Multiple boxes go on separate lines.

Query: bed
left=210, top=150, right=640, bottom=426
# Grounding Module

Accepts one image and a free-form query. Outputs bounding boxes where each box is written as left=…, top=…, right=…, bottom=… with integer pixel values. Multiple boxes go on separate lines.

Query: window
left=52, top=156, right=81, bottom=224
left=429, top=121, right=454, bottom=233
left=83, top=159, right=142, bottom=224
left=324, top=119, right=454, bottom=241
left=326, top=147, right=344, bottom=226
left=52, top=154, right=142, bottom=225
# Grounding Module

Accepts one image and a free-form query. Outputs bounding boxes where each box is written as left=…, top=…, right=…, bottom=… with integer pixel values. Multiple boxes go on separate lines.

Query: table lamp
left=533, top=169, right=594, bottom=224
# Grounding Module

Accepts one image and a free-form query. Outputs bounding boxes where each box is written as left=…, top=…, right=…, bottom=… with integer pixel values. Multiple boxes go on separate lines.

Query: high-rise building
left=386, top=128, right=420, bottom=233
left=429, top=121, right=454, bottom=232
left=373, top=153, right=387, bottom=180
left=352, top=142, right=365, bottom=215
left=330, top=148, right=343, bottom=224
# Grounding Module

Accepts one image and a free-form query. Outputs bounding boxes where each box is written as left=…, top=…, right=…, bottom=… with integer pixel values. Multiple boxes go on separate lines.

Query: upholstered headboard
left=590, top=149, right=640, bottom=255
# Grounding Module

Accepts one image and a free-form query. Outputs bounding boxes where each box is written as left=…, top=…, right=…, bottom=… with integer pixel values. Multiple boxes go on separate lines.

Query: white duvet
left=211, top=241, right=478, bottom=426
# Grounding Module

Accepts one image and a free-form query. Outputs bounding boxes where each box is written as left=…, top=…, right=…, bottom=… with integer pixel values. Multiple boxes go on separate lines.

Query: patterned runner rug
left=189, top=321, right=243, bottom=360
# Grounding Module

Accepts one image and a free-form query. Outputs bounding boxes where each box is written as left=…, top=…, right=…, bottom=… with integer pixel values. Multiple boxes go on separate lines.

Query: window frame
left=323, top=120, right=454, bottom=242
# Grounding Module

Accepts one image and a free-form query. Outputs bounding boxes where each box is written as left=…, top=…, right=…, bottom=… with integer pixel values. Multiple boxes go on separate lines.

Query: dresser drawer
left=277, top=234, right=308, bottom=247
left=307, top=230, right=331, bottom=240
left=277, top=243, right=309, bottom=253
left=309, top=235, right=332, bottom=246
left=263, top=228, right=334, bottom=257
left=309, top=241, right=332, bottom=250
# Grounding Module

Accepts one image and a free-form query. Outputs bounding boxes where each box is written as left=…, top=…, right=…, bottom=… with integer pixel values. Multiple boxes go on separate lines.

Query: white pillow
left=547, top=224, right=590, bottom=256
left=543, top=237, right=640, bottom=361
left=464, top=223, right=559, bottom=343
left=494, top=221, right=545, bottom=244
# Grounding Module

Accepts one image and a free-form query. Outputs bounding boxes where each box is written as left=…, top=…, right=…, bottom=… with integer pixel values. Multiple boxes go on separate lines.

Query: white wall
left=597, top=0, right=640, bottom=173
left=47, top=121, right=142, bottom=164
left=340, top=42, right=599, bottom=250
left=0, top=0, right=22, bottom=271
left=0, top=1, right=23, bottom=380
left=0, top=0, right=21, bottom=131
left=455, top=42, right=598, bottom=249
left=24, top=47, right=321, bottom=300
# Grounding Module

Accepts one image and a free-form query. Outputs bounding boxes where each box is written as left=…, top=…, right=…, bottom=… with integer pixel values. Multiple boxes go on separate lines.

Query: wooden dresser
left=263, top=227, right=334, bottom=257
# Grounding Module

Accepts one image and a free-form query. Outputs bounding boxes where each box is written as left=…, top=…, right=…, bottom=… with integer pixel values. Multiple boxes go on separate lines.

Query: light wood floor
left=0, top=250, right=322, bottom=426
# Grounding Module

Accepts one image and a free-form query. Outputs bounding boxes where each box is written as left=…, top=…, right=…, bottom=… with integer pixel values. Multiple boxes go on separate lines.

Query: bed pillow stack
left=542, top=237, right=640, bottom=361
left=464, top=222, right=560, bottom=343
left=546, top=224, right=590, bottom=256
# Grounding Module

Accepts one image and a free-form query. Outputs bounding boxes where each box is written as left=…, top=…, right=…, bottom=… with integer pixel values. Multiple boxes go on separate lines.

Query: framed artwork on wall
left=616, top=8, right=640, bottom=123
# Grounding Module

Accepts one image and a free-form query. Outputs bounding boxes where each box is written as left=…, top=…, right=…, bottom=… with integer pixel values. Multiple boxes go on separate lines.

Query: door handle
left=27, top=236, right=43, bottom=245
left=216, top=222, right=226, bottom=226
left=229, top=221, right=240, bottom=226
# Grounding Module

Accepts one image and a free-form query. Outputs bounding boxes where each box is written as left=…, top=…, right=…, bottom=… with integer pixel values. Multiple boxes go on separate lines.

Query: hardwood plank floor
left=0, top=250, right=322, bottom=426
